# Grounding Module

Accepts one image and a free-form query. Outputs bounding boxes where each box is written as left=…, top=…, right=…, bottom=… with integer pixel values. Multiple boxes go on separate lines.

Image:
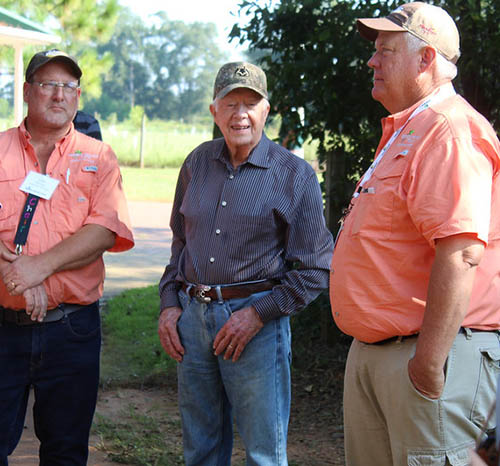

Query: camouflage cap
left=357, top=2, right=460, bottom=64
left=26, top=49, right=82, bottom=82
left=213, top=62, right=268, bottom=100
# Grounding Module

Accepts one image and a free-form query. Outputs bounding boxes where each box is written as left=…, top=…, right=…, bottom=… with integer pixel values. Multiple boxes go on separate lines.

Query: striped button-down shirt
left=159, top=134, right=333, bottom=322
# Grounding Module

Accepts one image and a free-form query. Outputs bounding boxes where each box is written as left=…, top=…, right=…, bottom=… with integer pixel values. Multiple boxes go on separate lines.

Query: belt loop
left=463, top=327, right=472, bottom=340
left=215, top=286, right=224, bottom=304
left=186, top=285, right=192, bottom=304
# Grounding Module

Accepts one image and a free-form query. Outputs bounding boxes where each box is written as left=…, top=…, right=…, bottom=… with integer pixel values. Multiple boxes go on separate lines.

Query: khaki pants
left=344, top=330, right=500, bottom=466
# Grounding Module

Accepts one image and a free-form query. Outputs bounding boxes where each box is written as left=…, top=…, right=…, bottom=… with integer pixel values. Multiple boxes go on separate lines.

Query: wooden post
left=139, top=112, right=146, bottom=169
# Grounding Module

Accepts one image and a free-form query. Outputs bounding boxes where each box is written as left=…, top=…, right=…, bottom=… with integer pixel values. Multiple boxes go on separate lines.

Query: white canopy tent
left=0, top=7, right=59, bottom=125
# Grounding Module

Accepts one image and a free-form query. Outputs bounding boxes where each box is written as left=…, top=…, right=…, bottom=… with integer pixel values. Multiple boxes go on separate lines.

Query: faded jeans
left=176, top=289, right=291, bottom=466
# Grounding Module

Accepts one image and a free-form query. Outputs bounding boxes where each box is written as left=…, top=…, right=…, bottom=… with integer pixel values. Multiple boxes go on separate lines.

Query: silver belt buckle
left=194, top=285, right=212, bottom=303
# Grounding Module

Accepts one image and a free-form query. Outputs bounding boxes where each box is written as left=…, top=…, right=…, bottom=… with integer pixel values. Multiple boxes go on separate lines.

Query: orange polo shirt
left=330, top=83, right=500, bottom=343
left=0, top=121, right=134, bottom=310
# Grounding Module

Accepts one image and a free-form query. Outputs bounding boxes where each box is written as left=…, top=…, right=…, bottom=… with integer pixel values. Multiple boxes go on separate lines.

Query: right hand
left=23, top=284, right=49, bottom=322
left=158, top=306, right=184, bottom=362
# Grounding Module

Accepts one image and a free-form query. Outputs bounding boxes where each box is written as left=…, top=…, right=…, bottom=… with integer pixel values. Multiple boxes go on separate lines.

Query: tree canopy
left=84, top=9, right=227, bottom=122
left=231, top=0, right=500, bottom=227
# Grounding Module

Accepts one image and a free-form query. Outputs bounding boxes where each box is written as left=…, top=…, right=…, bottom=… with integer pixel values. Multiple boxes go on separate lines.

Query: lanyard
left=13, top=193, right=40, bottom=255
left=353, top=85, right=456, bottom=198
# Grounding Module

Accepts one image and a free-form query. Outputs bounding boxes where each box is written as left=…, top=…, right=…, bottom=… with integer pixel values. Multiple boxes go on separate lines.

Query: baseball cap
left=357, top=2, right=460, bottom=64
left=213, top=62, right=268, bottom=100
left=25, top=49, right=82, bottom=82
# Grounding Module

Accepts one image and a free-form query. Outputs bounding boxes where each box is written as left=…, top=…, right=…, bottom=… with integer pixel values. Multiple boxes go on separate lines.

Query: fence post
left=139, top=112, right=146, bottom=168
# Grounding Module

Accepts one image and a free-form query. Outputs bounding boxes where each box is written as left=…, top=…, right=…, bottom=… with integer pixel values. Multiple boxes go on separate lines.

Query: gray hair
left=404, top=33, right=457, bottom=80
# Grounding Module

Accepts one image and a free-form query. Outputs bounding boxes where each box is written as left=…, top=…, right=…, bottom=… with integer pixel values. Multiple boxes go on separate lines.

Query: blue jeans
left=0, top=302, right=101, bottom=466
left=177, top=290, right=291, bottom=466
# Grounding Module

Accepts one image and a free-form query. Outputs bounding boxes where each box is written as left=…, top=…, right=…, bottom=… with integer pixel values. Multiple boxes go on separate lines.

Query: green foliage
left=130, top=105, right=146, bottom=128
left=0, top=0, right=119, bottom=101
left=86, top=8, right=228, bottom=122
left=232, top=0, right=500, bottom=228
left=100, top=286, right=176, bottom=388
left=93, top=406, right=183, bottom=465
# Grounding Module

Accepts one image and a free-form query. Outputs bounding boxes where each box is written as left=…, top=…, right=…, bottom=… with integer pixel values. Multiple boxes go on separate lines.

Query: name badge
left=19, top=171, right=60, bottom=200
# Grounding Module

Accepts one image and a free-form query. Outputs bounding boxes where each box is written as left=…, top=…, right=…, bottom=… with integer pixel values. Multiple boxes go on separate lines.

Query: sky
left=119, top=0, right=275, bottom=60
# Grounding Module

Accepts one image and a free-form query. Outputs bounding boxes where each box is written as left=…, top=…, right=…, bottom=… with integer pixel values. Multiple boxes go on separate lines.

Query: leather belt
left=369, top=327, right=499, bottom=345
left=0, top=303, right=85, bottom=326
left=181, top=280, right=277, bottom=303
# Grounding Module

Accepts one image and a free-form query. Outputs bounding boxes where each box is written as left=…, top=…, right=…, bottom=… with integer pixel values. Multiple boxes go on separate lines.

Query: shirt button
left=209, top=257, right=215, bottom=263
left=221, top=201, right=227, bottom=207
left=34, top=162, right=38, bottom=166
left=229, top=174, right=234, bottom=179
left=215, top=229, right=221, bottom=235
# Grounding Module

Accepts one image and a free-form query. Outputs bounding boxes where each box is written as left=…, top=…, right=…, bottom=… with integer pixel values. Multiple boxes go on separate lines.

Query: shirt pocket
left=349, top=154, right=408, bottom=239
left=0, top=178, right=27, bottom=244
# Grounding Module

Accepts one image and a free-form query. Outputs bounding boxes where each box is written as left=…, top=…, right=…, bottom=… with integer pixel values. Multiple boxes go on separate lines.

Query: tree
left=232, top=0, right=500, bottom=228
left=0, top=0, right=119, bottom=101
left=86, top=9, right=227, bottom=122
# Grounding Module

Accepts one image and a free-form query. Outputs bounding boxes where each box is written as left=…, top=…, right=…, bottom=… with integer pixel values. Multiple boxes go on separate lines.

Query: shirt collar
left=383, top=82, right=456, bottom=132
left=18, top=119, right=76, bottom=154
left=212, top=133, right=272, bottom=169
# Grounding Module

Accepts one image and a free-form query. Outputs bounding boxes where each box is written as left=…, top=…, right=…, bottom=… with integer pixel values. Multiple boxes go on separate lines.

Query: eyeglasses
left=31, top=81, right=80, bottom=96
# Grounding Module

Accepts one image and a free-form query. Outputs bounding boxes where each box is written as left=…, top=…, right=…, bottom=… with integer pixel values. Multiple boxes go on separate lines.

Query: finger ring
left=10, top=281, right=15, bottom=288
left=228, top=344, right=234, bottom=349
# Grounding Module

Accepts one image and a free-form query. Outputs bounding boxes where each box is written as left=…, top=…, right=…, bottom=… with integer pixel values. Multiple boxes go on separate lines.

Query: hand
left=23, top=284, right=49, bottom=322
left=408, top=356, right=444, bottom=399
left=158, top=307, right=184, bottom=362
left=213, top=306, right=264, bottom=362
left=2, top=253, right=49, bottom=295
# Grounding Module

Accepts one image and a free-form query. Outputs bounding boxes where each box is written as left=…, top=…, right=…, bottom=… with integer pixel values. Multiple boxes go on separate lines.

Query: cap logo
left=45, top=50, right=63, bottom=58
left=234, top=66, right=249, bottom=77
left=418, top=24, right=437, bottom=35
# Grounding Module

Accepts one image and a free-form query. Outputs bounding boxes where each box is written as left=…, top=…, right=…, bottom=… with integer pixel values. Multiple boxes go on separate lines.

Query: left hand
left=213, top=306, right=264, bottom=362
left=2, top=253, right=49, bottom=295
left=408, top=356, right=444, bottom=399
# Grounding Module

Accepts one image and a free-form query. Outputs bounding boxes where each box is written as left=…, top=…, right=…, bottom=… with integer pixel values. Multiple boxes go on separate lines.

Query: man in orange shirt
left=0, top=49, right=134, bottom=465
left=330, top=3, right=500, bottom=465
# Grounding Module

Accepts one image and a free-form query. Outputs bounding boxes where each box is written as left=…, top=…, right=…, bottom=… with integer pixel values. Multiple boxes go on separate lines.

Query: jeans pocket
left=471, top=346, right=500, bottom=430
left=64, top=305, right=101, bottom=342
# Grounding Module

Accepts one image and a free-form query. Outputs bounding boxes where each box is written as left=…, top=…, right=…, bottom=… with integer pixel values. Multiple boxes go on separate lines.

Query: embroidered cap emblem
left=234, top=66, right=249, bottom=77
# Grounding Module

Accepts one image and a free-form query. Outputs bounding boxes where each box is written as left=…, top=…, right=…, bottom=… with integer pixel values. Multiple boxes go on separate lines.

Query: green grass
left=103, top=120, right=211, bottom=168
left=100, top=286, right=176, bottom=388
left=120, top=166, right=179, bottom=203
left=93, top=406, right=183, bottom=466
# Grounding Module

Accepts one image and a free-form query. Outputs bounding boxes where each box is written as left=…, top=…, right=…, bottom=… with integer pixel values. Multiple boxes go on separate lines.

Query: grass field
left=121, top=166, right=179, bottom=203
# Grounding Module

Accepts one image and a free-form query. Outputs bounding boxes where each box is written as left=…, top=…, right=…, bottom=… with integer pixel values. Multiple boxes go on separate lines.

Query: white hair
left=404, top=33, right=457, bottom=80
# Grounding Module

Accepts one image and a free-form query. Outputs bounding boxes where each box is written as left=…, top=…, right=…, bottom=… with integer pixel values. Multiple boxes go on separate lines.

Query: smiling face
left=210, top=87, right=270, bottom=164
left=23, top=61, right=81, bottom=132
left=367, top=31, right=423, bottom=113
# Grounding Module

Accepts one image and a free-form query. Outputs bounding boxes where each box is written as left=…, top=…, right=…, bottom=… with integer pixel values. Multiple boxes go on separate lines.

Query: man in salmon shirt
left=329, top=3, right=500, bottom=465
left=0, top=49, right=134, bottom=465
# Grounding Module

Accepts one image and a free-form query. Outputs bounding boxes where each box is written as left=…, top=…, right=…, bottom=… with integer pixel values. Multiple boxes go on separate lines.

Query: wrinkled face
left=210, top=87, right=270, bottom=158
left=367, top=31, right=421, bottom=113
left=23, top=61, right=80, bottom=131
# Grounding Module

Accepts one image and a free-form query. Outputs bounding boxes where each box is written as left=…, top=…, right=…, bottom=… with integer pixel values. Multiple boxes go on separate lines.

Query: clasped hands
left=0, top=249, right=48, bottom=322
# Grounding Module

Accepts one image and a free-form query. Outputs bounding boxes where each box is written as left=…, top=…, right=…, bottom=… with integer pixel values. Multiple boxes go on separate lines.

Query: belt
left=0, top=303, right=85, bottom=326
left=369, top=327, right=499, bottom=345
left=181, top=280, right=277, bottom=303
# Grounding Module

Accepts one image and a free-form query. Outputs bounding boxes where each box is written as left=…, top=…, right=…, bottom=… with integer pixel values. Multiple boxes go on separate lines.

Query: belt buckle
left=194, top=285, right=212, bottom=303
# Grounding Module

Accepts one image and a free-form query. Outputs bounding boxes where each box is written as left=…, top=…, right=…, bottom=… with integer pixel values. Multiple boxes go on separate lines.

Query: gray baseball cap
left=213, top=62, right=268, bottom=100
left=26, top=49, right=82, bottom=81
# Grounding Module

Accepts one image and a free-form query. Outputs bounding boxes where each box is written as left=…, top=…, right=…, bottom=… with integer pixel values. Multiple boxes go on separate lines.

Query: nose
left=367, top=51, right=379, bottom=69
left=51, top=85, right=65, bottom=100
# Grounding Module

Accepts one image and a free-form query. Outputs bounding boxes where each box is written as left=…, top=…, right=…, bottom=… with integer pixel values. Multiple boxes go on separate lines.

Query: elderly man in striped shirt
left=158, top=62, right=333, bottom=466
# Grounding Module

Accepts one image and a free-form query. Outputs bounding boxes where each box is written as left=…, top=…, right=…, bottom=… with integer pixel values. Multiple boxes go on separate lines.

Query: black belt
left=0, top=303, right=85, bottom=326
left=369, top=327, right=498, bottom=345
left=181, top=280, right=277, bottom=303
